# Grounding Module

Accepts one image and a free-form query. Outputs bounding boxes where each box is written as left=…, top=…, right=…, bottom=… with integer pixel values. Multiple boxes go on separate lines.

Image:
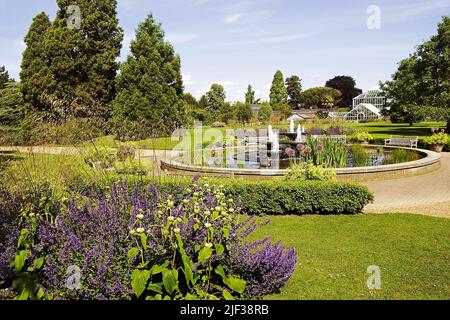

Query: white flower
left=173, top=228, right=181, bottom=234
left=137, top=228, right=145, bottom=234
left=205, top=223, right=212, bottom=228
left=130, top=229, right=136, bottom=235
left=168, top=216, right=175, bottom=222
left=205, top=243, right=213, bottom=248
left=229, top=208, right=235, bottom=213
left=137, top=214, right=144, bottom=220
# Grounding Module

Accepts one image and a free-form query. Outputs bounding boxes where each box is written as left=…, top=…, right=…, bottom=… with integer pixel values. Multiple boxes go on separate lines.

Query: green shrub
left=354, top=131, right=373, bottom=143
left=285, top=162, right=337, bottom=182
left=424, top=132, right=449, bottom=146
left=146, top=178, right=374, bottom=216
left=257, top=103, right=273, bottom=121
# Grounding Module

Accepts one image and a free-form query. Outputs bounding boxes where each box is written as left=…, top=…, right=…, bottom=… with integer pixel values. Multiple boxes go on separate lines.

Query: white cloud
left=166, top=33, right=198, bottom=44
left=225, top=14, right=242, bottom=24
left=182, top=74, right=193, bottom=85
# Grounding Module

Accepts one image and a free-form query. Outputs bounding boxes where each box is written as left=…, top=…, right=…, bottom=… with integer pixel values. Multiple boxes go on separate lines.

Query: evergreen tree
left=20, top=12, right=52, bottom=112
left=270, top=70, right=288, bottom=107
left=206, top=84, right=226, bottom=122
left=112, top=14, right=188, bottom=140
left=285, top=75, right=302, bottom=109
left=36, top=0, right=123, bottom=122
left=245, top=84, right=255, bottom=104
left=0, top=81, right=24, bottom=126
left=236, top=102, right=253, bottom=124
left=0, top=66, right=9, bottom=90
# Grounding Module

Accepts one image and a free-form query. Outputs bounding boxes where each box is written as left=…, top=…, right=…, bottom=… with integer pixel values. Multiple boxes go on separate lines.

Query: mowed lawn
left=88, top=121, right=447, bottom=150
left=249, top=213, right=450, bottom=300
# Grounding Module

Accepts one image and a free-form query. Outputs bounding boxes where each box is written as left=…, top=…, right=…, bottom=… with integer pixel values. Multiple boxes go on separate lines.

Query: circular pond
left=161, top=144, right=442, bottom=181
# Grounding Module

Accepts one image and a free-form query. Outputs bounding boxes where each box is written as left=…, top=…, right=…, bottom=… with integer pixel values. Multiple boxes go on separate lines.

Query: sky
left=0, top=0, right=449, bottom=101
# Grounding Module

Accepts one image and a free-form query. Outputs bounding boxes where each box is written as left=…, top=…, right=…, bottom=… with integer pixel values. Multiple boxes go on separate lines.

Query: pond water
left=173, top=145, right=424, bottom=170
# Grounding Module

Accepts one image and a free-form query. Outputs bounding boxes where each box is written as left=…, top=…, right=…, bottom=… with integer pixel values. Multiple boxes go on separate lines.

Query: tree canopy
left=325, top=76, right=362, bottom=108
left=0, top=81, right=24, bottom=127
left=381, top=16, right=450, bottom=129
left=0, top=66, right=9, bottom=90
left=112, top=14, right=188, bottom=140
left=302, top=87, right=342, bottom=109
left=286, top=75, right=302, bottom=109
left=245, top=85, right=256, bottom=104
left=270, top=70, right=288, bottom=106
left=206, top=84, right=226, bottom=122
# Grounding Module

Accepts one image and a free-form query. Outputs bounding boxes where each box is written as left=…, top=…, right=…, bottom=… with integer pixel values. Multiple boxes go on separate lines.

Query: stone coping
left=161, top=145, right=442, bottom=179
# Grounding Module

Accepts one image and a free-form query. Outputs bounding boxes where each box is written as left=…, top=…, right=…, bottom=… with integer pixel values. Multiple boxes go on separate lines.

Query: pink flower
left=304, top=146, right=312, bottom=155
left=296, top=144, right=304, bottom=152
left=317, top=144, right=324, bottom=152
left=285, top=147, right=296, bottom=158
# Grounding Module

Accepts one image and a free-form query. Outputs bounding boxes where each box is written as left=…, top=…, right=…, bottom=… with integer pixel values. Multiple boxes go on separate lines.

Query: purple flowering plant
left=0, top=180, right=297, bottom=300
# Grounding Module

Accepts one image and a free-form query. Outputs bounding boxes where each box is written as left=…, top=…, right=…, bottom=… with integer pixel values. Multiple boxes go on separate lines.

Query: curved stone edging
left=160, top=145, right=442, bottom=181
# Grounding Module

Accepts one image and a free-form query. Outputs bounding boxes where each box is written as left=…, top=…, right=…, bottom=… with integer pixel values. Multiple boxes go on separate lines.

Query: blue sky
left=0, top=0, right=449, bottom=101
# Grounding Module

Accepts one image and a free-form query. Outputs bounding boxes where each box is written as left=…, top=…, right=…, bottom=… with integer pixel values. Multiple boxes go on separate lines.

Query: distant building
left=352, top=90, right=386, bottom=110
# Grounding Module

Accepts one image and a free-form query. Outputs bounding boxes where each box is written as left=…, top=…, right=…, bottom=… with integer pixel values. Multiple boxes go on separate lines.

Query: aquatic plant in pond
left=386, top=148, right=420, bottom=164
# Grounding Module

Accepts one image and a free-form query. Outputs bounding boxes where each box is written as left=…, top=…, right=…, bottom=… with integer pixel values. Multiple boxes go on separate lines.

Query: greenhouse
left=352, top=90, right=386, bottom=110
left=345, top=103, right=382, bottom=121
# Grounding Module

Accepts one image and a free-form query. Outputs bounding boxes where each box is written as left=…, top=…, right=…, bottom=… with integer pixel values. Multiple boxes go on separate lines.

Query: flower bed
left=0, top=180, right=296, bottom=300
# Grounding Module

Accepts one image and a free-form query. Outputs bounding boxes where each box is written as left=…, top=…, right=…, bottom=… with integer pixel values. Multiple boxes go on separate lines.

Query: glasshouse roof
left=353, top=90, right=385, bottom=100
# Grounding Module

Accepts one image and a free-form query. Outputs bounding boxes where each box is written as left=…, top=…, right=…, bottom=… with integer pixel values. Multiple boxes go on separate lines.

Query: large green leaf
left=127, top=247, right=139, bottom=263
left=131, top=269, right=151, bottom=298
left=14, top=250, right=28, bottom=273
left=198, top=247, right=212, bottom=263
left=162, top=269, right=179, bottom=295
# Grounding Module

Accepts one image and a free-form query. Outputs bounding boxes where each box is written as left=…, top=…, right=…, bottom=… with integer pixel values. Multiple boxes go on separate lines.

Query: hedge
left=148, top=178, right=374, bottom=216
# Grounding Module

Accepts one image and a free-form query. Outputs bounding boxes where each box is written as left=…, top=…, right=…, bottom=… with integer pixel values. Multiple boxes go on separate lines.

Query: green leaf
left=131, top=269, right=151, bottom=298
left=14, top=250, right=28, bottom=273
left=140, top=234, right=148, bottom=250
left=32, top=257, right=44, bottom=270
left=150, top=262, right=169, bottom=276
left=181, top=253, right=193, bottom=286
left=17, top=228, right=29, bottom=249
left=225, top=276, right=246, bottom=295
left=36, top=288, right=45, bottom=300
left=147, top=282, right=163, bottom=294
left=127, top=247, right=139, bottom=263
left=198, top=247, right=212, bottom=263
left=215, top=244, right=224, bottom=255
left=162, top=269, right=178, bottom=295
left=223, top=289, right=234, bottom=300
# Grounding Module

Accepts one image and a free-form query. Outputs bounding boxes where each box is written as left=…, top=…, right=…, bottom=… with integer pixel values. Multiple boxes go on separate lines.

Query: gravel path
left=362, top=152, right=450, bottom=218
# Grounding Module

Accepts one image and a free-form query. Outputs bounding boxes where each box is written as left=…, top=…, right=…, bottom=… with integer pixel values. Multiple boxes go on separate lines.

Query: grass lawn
left=249, top=213, right=450, bottom=300
left=87, top=121, right=447, bottom=151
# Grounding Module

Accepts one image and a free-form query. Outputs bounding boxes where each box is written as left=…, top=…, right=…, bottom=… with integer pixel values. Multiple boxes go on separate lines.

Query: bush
left=354, top=131, right=373, bottom=143
left=285, top=162, right=337, bottom=182
left=151, top=178, right=374, bottom=216
left=257, top=103, right=273, bottom=122
left=424, top=131, right=449, bottom=146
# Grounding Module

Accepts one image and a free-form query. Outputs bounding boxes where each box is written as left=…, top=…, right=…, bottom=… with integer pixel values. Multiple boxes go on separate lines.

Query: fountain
left=296, top=124, right=303, bottom=142
left=268, top=125, right=274, bottom=143
left=289, top=118, right=295, bottom=133
left=271, top=131, right=279, bottom=153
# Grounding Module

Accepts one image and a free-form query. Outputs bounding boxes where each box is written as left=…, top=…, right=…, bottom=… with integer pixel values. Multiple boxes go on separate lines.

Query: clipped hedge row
left=151, top=178, right=374, bottom=216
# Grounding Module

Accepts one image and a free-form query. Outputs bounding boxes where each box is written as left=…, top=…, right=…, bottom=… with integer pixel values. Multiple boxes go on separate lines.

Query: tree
left=285, top=75, right=302, bottom=109
left=198, top=95, right=208, bottom=109
left=32, top=1, right=123, bottom=122
left=184, top=93, right=198, bottom=108
left=257, top=103, right=273, bottom=122
left=20, top=12, right=52, bottom=112
left=236, top=103, right=253, bottom=124
left=245, top=85, right=255, bottom=104
left=325, top=76, right=362, bottom=108
left=0, top=66, right=9, bottom=90
left=381, top=17, right=450, bottom=130
left=112, top=14, right=188, bottom=140
left=0, top=81, right=24, bottom=126
left=302, top=87, right=342, bottom=109
left=206, top=84, right=226, bottom=122
left=270, top=70, right=288, bottom=106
